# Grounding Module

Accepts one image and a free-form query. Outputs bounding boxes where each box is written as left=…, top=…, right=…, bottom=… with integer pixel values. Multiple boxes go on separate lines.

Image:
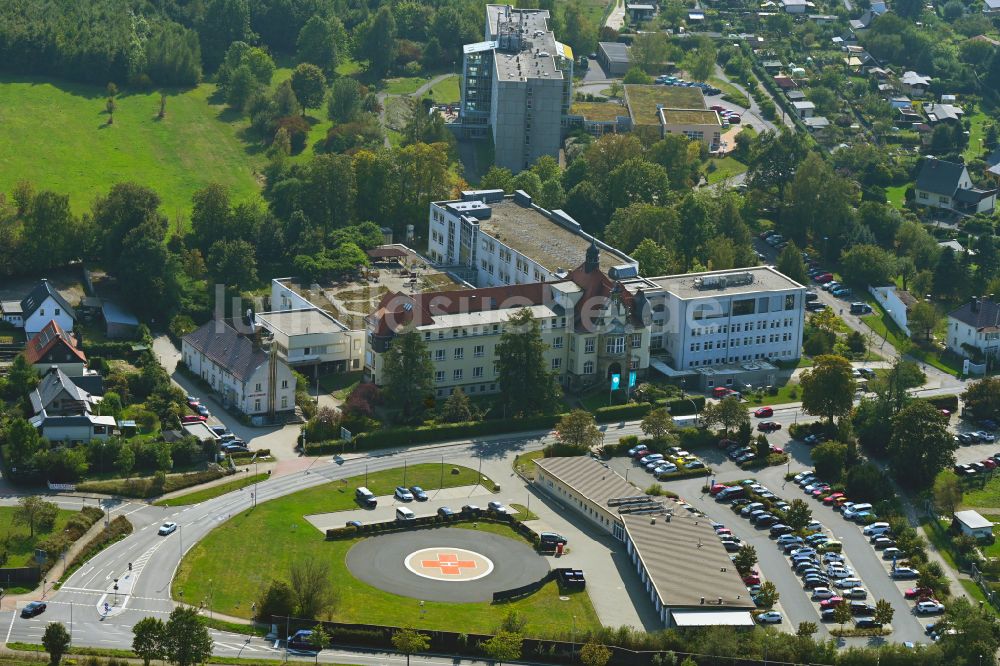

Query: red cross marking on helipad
left=421, top=552, right=477, bottom=575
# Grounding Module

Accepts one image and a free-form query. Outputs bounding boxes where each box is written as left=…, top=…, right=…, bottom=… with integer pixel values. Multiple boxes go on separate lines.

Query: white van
left=355, top=487, right=376, bottom=508
left=395, top=507, right=416, bottom=521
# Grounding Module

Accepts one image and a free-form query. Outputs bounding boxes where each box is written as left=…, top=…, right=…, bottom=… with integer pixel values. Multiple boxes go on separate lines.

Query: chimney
left=700, top=597, right=705, bottom=605
left=650, top=517, right=656, bottom=525
left=972, top=297, right=981, bottom=313
left=717, top=597, right=722, bottom=605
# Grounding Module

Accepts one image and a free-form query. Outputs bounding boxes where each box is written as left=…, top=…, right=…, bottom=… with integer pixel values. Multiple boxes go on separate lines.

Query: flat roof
left=649, top=266, right=805, bottom=299
left=622, top=514, right=757, bottom=610
left=477, top=198, right=628, bottom=274
left=955, top=510, right=993, bottom=530
left=671, top=610, right=755, bottom=627
left=571, top=101, right=627, bottom=122
left=533, top=456, right=642, bottom=505
left=624, top=85, right=706, bottom=126
left=599, top=41, right=631, bottom=63
left=485, top=5, right=565, bottom=83
left=660, top=108, right=720, bottom=126
left=257, top=308, right=349, bottom=335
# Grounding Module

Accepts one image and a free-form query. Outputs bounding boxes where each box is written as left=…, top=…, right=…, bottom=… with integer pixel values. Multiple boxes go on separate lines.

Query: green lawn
left=172, top=463, right=599, bottom=635
left=964, top=111, right=988, bottom=162
left=155, top=473, right=270, bottom=507
left=0, top=506, right=77, bottom=567
left=704, top=156, right=747, bottom=185
left=860, top=300, right=961, bottom=376
left=382, top=75, right=438, bottom=95
left=0, top=76, right=263, bottom=218
left=886, top=184, right=908, bottom=209
left=426, top=75, right=460, bottom=104
left=317, top=371, right=363, bottom=399
left=709, top=76, right=747, bottom=102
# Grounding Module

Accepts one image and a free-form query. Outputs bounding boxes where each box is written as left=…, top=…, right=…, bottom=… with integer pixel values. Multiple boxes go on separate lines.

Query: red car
left=743, top=574, right=761, bottom=586
left=819, top=596, right=845, bottom=609
left=710, top=484, right=730, bottom=495
left=814, top=273, right=833, bottom=283
left=770, top=445, right=784, bottom=455
left=984, top=459, right=998, bottom=470
left=904, top=587, right=933, bottom=600
left=822, top=492, right=845, bottom=505
left=181, top=414, right=207, bottom=424
left=757, top=421, right=782, bottom=432
left=716, top=528, right=733, bottom=536
left=754, top=406, right=774, bottom=418
left=710, top=104, right=726, bottom=112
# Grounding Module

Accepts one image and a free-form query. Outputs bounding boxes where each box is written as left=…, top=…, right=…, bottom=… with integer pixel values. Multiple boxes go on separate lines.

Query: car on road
left=437, top=506, right=455, bottom=519
left=916, top=600, right=945, bottom=614
left=757, top=611, right=782, bottom=624
left=287, top=630, right=315, bottom=651
left=757, top=421, right=781, bottom=432
left=195, top=404, right=210, bottom=417
left=181, top=414, right=206, bottom=424
left=754, top=406, right=774, bottom=418
left=410, top=486, right=428, bottom=501
left=20, top=601, right=46, bottom=618
left=394, top=486, right=414, bottom=502
left=891, top=567, right=920, bottom=579
left=158, top=522, right=178, bottom=536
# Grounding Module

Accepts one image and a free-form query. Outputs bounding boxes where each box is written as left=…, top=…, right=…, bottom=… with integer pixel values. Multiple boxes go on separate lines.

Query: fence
left=0, top=567, right=41, bottom=587
left=970, top=562, right=1000, bottom=611
left=326, top=510, right=540, bottom=543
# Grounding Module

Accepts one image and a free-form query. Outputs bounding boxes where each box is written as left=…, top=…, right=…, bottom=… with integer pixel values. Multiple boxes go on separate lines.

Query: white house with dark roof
left=27, top=366, right=113, bottom=443
left=914, top=157, right=996, bottom=215
left=900, top=71, right=931, bottom=97
left=947, top=297, right=1000, bottom=366
left=0, top=279, right=77, bottom=336
left=182, top=319, right=295, bottom=418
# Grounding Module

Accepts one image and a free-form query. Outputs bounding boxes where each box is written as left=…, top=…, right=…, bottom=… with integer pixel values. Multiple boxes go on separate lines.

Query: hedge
left=924, top=394, right=959, bottom=412
left=77, top=469, right=227, bottom=498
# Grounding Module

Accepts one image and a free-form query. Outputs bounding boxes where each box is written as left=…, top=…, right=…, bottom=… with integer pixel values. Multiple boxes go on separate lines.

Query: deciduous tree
left=296, top=16, right=338, bottom=74
left=811, top=441, right=847, bottom=483
left=556, top=410, right=602, bottom=451
left=800, top=355, right=855, bottom=424
left=962, top=377, right=1000, bottom=420
left=784, top=499, right=812, bottom=531
left=480, top=630, right=522, bottom=666
left=42, top=622, right=70, bottom=666
left=932, top=471, right=963, bottom=514
left=289, top=557, right=334, bottom=619
left=888, top=400, right=956, bottom=489
left=640, top=408, right=676, bottom=442
left=391, top=628, right=430, bottom=666
left=579, top=640, right=612, bottom=666
left=733, top=544, right=757, bottom=575
left=291, top=63, right=326, bottom=116
left=777, top=242, right=808, bottom=284
left=700, top=396, right=749, bottom=435
left=164, top=607, right=213, bottom=666
left=132, top=617, right=166, bottom=666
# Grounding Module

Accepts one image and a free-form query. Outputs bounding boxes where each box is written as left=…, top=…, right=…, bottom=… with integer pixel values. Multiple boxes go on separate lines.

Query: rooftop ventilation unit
left=693, top=271, right=755, bottom=290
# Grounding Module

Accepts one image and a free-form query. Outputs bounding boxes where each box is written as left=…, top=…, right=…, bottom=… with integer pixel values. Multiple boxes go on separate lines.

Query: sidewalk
left=152, top=462, right=278, bottom=503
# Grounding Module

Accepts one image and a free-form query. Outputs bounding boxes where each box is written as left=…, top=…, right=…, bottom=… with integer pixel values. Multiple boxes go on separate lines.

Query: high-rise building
left=458, top=5, right=574, bottom=171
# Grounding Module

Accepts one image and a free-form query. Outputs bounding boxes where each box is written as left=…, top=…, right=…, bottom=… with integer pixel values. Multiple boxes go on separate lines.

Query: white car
left=835, top=577, right=863, bottom=589
left=811, top=587, right=835, bottom=600
left=757, top=611, right=782, bottom=624
left=863, top=522, right=891, bottom=536
left=916, top=600, right=945, bottom=614
left=822, top=553, right=846, bottom=564
left=654, top=463, right=679, bottom=476
left=158, top=522, right=177, bottom=536
left=806, top=521, right=824, bottom=532
left=826, top=567, right=853, bottom=579
left=487, top=501, right=511, bottom=514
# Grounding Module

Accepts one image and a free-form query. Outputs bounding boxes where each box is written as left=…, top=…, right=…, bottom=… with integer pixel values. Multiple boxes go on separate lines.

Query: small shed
left=953, top=510, right=994, bottom=539
left=101, top=301, right=140, bottom=339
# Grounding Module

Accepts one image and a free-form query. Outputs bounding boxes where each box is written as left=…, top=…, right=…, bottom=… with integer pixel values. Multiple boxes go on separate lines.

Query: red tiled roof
left=24, top=320, right=86, bottom=366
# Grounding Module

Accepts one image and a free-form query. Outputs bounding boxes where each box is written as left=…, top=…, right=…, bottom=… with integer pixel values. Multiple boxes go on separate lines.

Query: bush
left=272, top=115, right=311, bottom=153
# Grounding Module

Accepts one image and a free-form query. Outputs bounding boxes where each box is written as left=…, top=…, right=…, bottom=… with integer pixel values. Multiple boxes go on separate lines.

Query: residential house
left=182, top=319, right=296, bottom=419
left=914, top=157, right=997, bottom=215
left=946, top=297, right=1000, bottom=366
left=900, top=71, right=931, bottom=97
left=24, top=321, right=86, bottom=375
left=31, top=414, right=116, bottom=444
left=29, top=366, right=99, bottom=416
left=868, top=285, right=916, bottom=336
left=773, top=75, right=797, bottom=91
left=985, top=0, right=1000, bottom=14
left=923, top=103, right=964, bottom=124
left=786, top=90, right=807, bottom=102
left=953, top=511, right=994, bottom=539
left=986, top=147, right=1000, bottom=182
left=804, top=116, right=831, bottom=131
left=0, top=279, right=77, bottom=336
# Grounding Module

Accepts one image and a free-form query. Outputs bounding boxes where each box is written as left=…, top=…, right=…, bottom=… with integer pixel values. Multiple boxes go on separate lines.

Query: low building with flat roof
left=623, top=84, right=721, bottom=150
left=256, top=308, right=364, bottom=373
left=533, top=456, right=755, bottom=627
left=953, top=510, right=994, bottom=539
left=428, top=189, right=636, bottom=289
left=597, top=41, right=631, bottom=76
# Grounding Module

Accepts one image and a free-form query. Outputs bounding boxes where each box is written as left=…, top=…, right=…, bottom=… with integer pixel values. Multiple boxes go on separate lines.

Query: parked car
left=539, top=532, right=568, bottom=547
left=891, top=567, right=920, bottom=579
left=195, top=404, right=210, bottom=417
left=832, top=287, right=852, bottom=297
left=20, top=601, right=46, bottom=618
left=835, top=577, right=863, bottom=590
left=437, top=506, right=455, bottom=519
left=394, top=486, right=414, bottom=502
left=850, top=602, right=877, bottom=616
left=757, top=611, right=782, bottom=624
left=873, top=537, right=896, bottom=550
left=181, top=414, right=207, bottom=424
left=819, top=596, right=844, bottom=609
left=916, top=600, right=945, bottom=614
left=863, top=522, right=891, bottom=536
left=882, top=547, right=903, bottom=560
left=811, top=587, right=836, bottom=600
left=754, top=406, right=774, bottom=418
left=905, top=587, right=934, bottom=600
left=855, top=618, right=883, bottom=629
left=627, top=444, right=649, bottom=456
left=770, top=524, right=793, bottom=536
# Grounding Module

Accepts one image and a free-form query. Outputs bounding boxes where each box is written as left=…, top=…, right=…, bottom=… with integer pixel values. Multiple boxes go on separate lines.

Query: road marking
left=5, top=608, right=16, bottom=644
left=60, top=586, right=113, bottom=594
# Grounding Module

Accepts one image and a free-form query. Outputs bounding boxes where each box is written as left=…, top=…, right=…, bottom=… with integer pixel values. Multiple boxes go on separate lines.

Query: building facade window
left=585, top=337, right=595, bottom=354
left=583, top=360, right=594, bottom=374
left=435, top=370, right=445, bottom=382
left=454, top=348, right=464, bottom=360
left=606, top=336, right=625, bottom=355
left=453, top=369, right=463, bottom=380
